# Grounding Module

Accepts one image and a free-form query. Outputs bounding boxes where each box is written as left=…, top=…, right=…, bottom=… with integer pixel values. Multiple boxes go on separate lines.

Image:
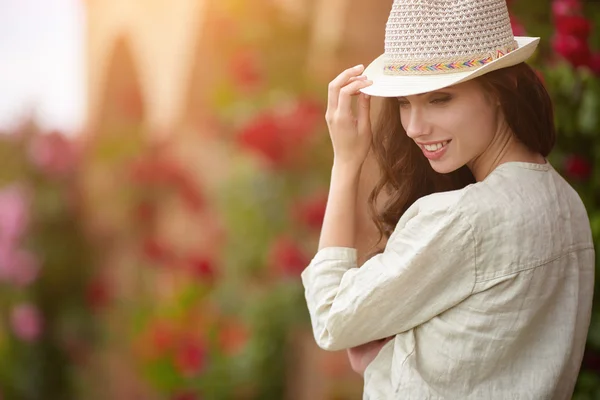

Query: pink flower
left=552, top=0, right=582, bottom=19
left=0, top=184, right=31, bottom=245
left=0, top=248, right=40, bottom=287
left=27, top=131, right=78, bottom=178
left=510, top=15, right=526, bottom=36
left=552, top=34, right=591, bottom=67
left=10, top=303, right=43, bottom=342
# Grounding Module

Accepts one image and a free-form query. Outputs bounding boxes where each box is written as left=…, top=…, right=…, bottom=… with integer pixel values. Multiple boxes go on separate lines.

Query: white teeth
left=424, top=141, right=448, bottom=151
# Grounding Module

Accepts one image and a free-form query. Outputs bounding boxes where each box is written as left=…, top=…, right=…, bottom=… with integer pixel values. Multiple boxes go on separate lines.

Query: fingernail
left=354, top=64, right=364, bottom=70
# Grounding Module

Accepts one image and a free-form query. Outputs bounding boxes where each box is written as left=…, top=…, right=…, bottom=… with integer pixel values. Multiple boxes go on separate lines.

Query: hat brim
left=360, top=36, right=540, bottom=97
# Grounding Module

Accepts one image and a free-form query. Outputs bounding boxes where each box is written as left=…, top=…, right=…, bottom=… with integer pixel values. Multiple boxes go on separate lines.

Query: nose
left=403, top=108, right=427, bottom=139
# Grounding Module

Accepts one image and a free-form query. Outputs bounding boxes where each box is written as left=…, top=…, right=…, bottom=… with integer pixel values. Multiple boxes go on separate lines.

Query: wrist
left=332, top=159, right=363, bottom=176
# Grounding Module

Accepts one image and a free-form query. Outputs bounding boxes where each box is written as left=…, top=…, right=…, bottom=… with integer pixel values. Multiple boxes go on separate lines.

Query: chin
left=428, top=160, right=461, bottom=174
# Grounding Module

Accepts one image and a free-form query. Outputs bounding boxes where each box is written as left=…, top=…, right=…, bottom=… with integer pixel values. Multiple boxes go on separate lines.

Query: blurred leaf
left=142, top=358, right=185, bottom=393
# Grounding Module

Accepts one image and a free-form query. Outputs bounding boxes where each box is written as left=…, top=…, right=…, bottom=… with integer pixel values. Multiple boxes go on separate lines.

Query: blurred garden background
left=0, top=0, right=599, bottom=399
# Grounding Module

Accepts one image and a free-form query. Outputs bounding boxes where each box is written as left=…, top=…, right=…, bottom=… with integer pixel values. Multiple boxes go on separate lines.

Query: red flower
left=510, top=15, right=526, bottom=36
left=229, top=49, right=263, bottom=91
left=293, top=193, right=328, bottom=231
left=269, top=237, right=309, bottom=277
left=552, top=34, right=591, bottom=67
left=186, top=255, right=216, bottom=281
left=278, top=99, right=323, bottom=143
left=150, top=321, right=177, bottom=355
left=237, top=98, right=324, bottom=169
left=171, top=392, right=198, bottom=400
left=130, top=157, right=205, bottom=213
left=174, top=339, right=207, bottom=376
left=134, top=200, right=156, bottom=223
left=178, top=182, right=205, bottom=213
left=555, top=15, right=592, bottom=40
left=589, top=53, right=600, bottom=76
left=129, top=157, right=189, bottom=188
left=564, top=154, right=592, bottom=180
left=218, top=319, right=249, bottom=356
left=237, top=112, right=286, bottom=167
left=142, top=237, right=174, bottom=264
left=85, top=276, right=111, bottom=312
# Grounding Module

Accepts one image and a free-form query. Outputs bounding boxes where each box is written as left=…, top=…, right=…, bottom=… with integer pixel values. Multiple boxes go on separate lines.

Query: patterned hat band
left=383, top=41, right=519, bottom=76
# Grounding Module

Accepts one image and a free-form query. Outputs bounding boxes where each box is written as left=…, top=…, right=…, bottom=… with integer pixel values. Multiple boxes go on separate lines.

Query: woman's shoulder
left=401, top=185, right=476, bottom=226
left=408, top=177, right=511, bottom=227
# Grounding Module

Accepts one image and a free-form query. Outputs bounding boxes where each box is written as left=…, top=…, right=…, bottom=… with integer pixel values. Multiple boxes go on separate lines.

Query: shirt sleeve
left=301, top=205, right=477, bottom=351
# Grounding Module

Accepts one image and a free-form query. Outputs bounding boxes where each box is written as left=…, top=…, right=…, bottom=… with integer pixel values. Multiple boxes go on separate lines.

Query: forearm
left=318, top=162, right=361, bottom=251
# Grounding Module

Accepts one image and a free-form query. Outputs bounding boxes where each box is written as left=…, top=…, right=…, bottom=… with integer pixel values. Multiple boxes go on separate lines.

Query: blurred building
left=84, top=0, right=392, bottom=398
left=85, top=0, right=391, bottom=135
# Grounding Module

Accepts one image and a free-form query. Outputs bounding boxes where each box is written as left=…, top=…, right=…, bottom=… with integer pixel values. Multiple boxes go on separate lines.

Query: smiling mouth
left=421, top=140, right=450, bottom=152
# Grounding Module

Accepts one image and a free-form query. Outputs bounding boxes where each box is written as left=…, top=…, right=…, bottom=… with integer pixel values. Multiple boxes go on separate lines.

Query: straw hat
left=360, top=0, right=540, bottom=97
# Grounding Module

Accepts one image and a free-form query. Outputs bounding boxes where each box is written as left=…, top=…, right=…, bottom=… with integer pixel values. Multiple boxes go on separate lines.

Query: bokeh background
left=0, top=0, right=599, bottom=399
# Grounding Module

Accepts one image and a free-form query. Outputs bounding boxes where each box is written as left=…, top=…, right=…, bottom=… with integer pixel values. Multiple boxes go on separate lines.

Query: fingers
left=337, top=79, right=373, bottom=113
left=357, top=92, right=372, bottom=134
left=327, top=64, right=365, bottom=111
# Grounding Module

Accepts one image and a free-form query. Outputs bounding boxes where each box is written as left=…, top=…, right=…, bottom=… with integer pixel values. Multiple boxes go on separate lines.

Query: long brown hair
left=366, top=62, right=556, bottom=257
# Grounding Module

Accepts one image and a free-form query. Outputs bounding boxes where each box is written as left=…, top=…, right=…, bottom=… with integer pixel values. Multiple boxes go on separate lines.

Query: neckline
left=493, top=160, right=551, bottom=172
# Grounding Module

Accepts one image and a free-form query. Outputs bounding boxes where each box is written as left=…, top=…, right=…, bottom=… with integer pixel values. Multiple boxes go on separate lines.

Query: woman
left=300, top=0, right=595, bottom=398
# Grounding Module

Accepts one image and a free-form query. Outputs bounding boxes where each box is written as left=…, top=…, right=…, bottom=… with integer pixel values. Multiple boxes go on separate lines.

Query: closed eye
left=431, top=96, right=452, bottom=104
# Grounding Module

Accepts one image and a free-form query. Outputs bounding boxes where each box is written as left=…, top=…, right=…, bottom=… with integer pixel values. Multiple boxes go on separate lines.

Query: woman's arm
left=317, top=64, right=374, bottom=251
left=346, top=148, right=391, bottom=376
left=318, top=163, right=361, bottom=251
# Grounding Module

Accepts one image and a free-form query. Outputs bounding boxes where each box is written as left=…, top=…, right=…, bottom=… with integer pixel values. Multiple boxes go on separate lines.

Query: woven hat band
left=383, top=40, right=519, bottom=76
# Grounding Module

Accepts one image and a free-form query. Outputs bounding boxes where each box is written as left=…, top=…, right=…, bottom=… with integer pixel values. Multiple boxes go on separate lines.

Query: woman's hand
left=346, top=337, right=393, bottom=377
left=326, top=64, right=374, bottom=169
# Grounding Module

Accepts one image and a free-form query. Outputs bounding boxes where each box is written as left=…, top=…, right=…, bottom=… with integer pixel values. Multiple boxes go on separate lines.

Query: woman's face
left=397, top=80, right=505, bottom=177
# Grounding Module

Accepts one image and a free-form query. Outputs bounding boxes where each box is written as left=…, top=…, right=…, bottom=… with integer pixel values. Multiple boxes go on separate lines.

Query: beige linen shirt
left=301, top=161, right=595, bottom=399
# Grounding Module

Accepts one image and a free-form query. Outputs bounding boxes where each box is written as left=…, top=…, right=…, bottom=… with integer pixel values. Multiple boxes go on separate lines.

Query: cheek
left=452, top=109, right=496, bottom=153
